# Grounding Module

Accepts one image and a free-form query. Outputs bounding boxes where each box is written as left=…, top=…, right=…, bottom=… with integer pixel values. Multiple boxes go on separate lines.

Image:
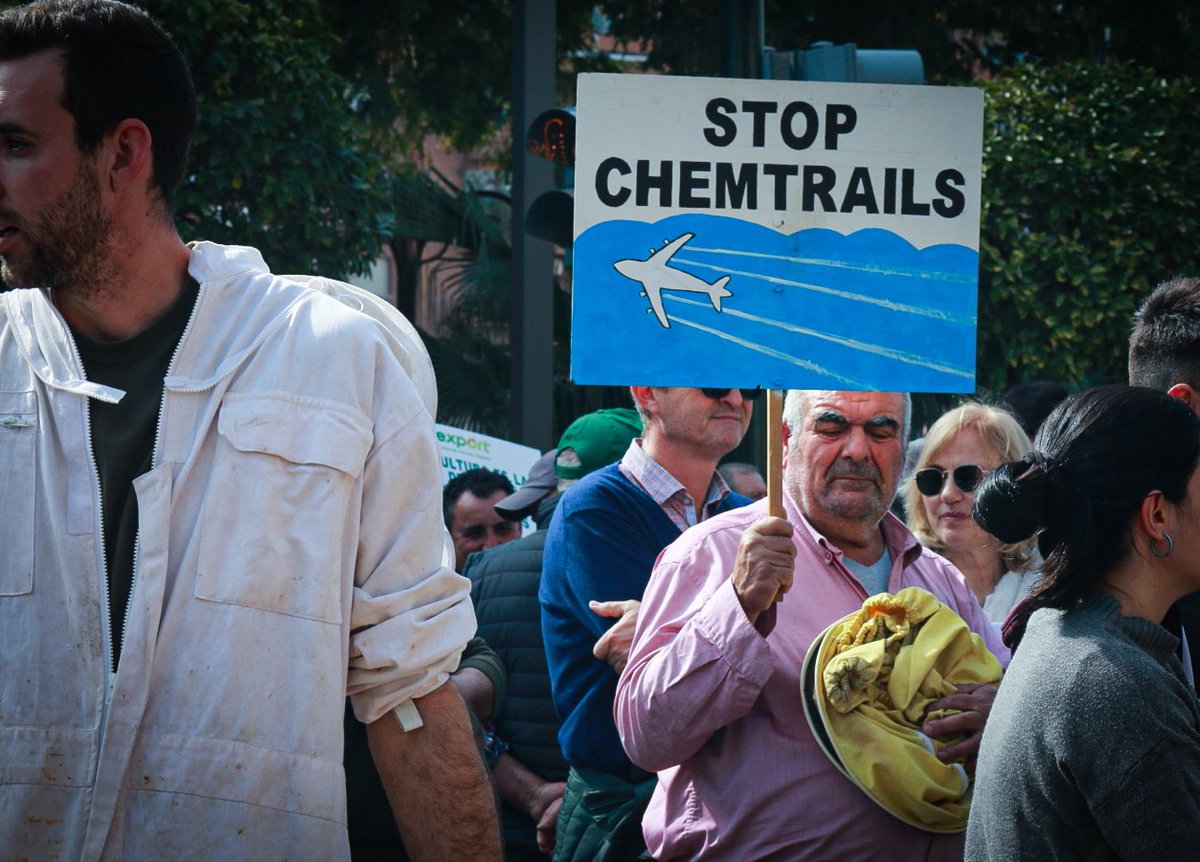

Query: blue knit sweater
left=539, top=463, right=748, bottom=778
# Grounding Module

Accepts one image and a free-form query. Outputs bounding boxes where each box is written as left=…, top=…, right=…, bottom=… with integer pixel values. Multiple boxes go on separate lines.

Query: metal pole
left=511, top=0, right=556, bottom=450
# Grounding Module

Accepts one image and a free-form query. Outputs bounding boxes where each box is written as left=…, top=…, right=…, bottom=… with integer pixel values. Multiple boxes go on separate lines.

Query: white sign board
left=571, top=73, right=983, bottom=393
left=436, top=424, right=540, bottom=490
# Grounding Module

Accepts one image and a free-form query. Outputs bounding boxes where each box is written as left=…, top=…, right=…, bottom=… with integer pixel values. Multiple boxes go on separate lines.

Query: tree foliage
left=146, top=0, right=392, bottom=278
left=600, top=0, right=976, bottom=82
left=390, top=169, right=515, bottom=430
left=599, top=0, right=1198, bottom=82
left=961, top=0, right=1198, bottom=79
left=597, top=4, right=1199, bottom=403
left=321, top=0, right=616, bottom=161
left=53, top=1, right=1187, bottom=433
left=977, top=60, right=1200, bottom=391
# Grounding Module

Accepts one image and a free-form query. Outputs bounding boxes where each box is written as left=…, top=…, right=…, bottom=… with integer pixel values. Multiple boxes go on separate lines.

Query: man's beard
left=0, top=161, right=114, bottom=297
left=819, top=461, right=890, bottom=520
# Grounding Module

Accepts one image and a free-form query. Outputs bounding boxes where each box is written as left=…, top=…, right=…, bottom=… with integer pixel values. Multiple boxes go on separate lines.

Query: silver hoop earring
left=1150, top=533, right=1174, bottom=559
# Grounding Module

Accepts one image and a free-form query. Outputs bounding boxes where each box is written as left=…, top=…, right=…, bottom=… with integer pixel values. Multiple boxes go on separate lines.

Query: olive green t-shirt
left=73, top=278, right=198, bottom=668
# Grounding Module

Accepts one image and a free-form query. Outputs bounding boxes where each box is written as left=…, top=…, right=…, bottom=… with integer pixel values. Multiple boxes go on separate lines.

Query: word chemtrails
left=594, top=160, right=966, bottom=218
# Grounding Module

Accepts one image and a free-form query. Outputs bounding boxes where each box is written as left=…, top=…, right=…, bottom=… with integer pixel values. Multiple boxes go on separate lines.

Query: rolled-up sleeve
left=616, top=539, right=773, bottom=772
left=346, top=404, right=476, bottom=725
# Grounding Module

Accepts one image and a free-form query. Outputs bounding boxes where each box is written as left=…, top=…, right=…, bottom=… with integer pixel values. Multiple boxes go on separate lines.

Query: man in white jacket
left=0, top=1, right=499, bottom=859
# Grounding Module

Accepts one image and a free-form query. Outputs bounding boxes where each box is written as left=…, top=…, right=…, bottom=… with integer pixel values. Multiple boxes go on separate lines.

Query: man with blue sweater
left=540, top=387, right=754, bottom=861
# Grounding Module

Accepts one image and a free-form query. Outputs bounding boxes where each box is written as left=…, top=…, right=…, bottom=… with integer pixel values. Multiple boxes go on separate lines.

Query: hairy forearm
left=367, top=682, right=502, bottom=861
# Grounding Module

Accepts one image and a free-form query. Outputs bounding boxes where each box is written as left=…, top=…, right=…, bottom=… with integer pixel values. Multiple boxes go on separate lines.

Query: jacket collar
left=2, top=242, right=308, bottom=397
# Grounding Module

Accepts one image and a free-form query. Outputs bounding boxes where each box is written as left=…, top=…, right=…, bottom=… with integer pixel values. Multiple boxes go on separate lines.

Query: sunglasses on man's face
left=699, top=388, right=761, bottom=400
left=915, top=464, right=986, bottom=496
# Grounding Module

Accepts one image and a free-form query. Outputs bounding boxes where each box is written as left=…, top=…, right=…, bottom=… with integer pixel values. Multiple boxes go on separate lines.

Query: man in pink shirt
left=615, top=390, right=1009, bottom=860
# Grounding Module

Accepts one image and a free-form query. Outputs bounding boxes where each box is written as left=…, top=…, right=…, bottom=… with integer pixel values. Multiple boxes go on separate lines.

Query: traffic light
left=524, top=107, right=576, bottom=248
left=764, top=41, right=924, bottom=85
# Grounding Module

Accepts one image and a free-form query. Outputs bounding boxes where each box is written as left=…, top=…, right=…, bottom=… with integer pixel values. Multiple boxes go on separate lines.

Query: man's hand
left=730, top=517, right=796, bottom=626
left=491, top=752, right=565, bottom=857
left=590, top=599, right=641, bottom=674
left=923, top=682, right=997, bottom=770
left=532, top=780, right=566, bottom=856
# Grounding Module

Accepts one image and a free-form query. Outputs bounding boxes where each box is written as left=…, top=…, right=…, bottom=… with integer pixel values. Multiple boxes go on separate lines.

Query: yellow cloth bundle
left=801, top=587, right=1003, bottom=833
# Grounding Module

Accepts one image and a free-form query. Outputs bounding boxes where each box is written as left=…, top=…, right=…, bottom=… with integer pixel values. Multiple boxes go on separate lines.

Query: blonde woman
left=904, top=403, right=1039, bottom=622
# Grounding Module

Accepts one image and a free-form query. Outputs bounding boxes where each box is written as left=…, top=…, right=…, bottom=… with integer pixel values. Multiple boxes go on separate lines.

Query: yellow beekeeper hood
left=800, top=587, right=1003, bottom=833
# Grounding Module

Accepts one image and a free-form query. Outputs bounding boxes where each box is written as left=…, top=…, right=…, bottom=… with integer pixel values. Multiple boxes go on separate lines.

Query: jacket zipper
left=117, top=284, right=206, bottom=670
left=41, top=272, right=297, bottom=721
left=59, top=279, right=209, bottom=722
left=58, top=325, right=118, bottom=714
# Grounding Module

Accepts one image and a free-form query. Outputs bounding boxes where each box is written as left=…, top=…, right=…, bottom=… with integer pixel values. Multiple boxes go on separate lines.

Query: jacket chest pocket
left=195, top=394, right=373, bottom=623
left=0, top=391, right=36, bottom=596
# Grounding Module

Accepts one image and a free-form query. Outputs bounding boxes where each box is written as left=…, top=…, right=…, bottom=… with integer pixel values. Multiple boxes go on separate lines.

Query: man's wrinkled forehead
left=805, top=391, right=906, bottom=427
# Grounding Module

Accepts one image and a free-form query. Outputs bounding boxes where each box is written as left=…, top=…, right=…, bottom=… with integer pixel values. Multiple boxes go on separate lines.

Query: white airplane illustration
left=613, top=233, right=732, bottom=329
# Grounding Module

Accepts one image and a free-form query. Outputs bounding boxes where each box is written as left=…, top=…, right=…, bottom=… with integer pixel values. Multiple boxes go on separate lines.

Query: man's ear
left=629, top=386, right=655, bottom=415
left=1165, top=382, right=1200, bottom=417
left=103, top=118, right=153, bottom=195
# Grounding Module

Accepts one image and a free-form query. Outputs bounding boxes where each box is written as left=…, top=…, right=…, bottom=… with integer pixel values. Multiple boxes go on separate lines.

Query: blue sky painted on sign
left=571, top=214, right=977, bottom=392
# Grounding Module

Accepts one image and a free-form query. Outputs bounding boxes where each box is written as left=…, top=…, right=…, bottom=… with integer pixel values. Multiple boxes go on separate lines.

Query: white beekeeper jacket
left=0, top=242, right=474, bottom=860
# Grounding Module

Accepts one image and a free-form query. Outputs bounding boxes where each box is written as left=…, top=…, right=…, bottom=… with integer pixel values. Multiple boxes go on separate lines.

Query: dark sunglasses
left=915, top=464, right=986, bottom=496
left=699, top=388, right=761, bottom=400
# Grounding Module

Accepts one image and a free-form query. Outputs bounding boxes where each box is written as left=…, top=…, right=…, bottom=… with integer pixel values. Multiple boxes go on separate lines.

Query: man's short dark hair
left=1129, top=276, right=1200, bottom=391
left=442, top=468, right=515, bottom=528
left=0, top=0, right=196, bottom=210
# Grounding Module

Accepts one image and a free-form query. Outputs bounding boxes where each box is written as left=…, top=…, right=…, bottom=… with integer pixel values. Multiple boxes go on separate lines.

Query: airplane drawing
left=613, top=233, right=732, bottom=329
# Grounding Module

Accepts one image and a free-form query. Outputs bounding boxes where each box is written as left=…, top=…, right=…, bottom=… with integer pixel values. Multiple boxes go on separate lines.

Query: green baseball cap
left=554, top=407, right=642, bottom=480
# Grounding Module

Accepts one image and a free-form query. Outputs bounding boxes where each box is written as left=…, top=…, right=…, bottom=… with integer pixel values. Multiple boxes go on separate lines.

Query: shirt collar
left=784, top=487, right=922, bottom=567
left=619, top=438, right=732, bottom=511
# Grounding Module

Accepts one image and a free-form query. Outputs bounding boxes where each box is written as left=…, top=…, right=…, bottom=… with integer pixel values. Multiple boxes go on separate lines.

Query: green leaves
left=146, top=0, right=391, bottom=278
left=976, top=60, right=1200, bottom=393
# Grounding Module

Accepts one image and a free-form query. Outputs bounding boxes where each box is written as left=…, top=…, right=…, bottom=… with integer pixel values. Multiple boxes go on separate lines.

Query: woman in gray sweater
left=966, top=385, right=1200, bottom=860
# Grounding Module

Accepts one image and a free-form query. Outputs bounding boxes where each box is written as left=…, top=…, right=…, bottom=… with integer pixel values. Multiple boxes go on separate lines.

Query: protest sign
left=436, top=424, right=541, bottom=490
left=572, top=73, right=983, bottom=393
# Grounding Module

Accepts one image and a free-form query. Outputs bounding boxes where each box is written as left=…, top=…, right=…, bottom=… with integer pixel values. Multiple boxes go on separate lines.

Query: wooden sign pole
left=766, top=390, right=785, bottom=519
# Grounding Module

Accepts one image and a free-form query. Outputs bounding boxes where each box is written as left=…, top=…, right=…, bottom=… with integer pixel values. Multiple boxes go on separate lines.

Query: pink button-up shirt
left=615, top=492, right=1009, bottom=861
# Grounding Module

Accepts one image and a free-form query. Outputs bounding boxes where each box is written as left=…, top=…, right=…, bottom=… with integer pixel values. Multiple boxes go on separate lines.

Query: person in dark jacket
left=464, top=408, right=642, bottom=860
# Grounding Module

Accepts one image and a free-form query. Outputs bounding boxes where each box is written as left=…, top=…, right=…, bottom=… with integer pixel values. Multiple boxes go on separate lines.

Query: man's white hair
left=782, top=390, right=912, bottom=444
